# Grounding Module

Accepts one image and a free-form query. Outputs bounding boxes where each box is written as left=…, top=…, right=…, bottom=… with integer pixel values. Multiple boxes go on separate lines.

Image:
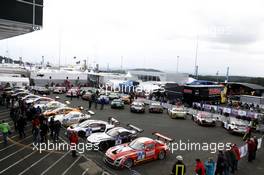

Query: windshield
left=129, top=139, right=144, bottom=150
left=106, top=129, right=119, bottom=137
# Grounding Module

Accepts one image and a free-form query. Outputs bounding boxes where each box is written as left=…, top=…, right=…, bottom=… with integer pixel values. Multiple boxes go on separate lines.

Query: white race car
left=223, top=117, right=249, bottom=134
left=168, top=106, right=187, bottom=119
left=22, top=94, right=40, bottom=102
left=67, top=117, right=119, bottom=138
left=193, top=111, right=216, bottom=126
left=59, top=111, right=91, bottom=126
left=30, top=97, right=54, bottom=108
left=41, top=101, right=66, bottom=112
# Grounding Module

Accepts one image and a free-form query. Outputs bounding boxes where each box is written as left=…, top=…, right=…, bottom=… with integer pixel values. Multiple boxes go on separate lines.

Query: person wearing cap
left=171, top=155, right=186, bottom=175
left=195, top=158, right=206, bottom=175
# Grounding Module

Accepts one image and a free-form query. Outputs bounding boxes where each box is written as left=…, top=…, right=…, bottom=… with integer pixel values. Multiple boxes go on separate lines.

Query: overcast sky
left=1, top=0, right=264, bottom=77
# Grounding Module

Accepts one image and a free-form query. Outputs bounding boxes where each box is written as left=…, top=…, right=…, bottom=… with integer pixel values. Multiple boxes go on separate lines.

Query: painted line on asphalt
left=18, top=151, right=54, bottom=175
left=81, top=168, right=90, bottom=175
left=40, top=150, right=71, bottom=175
left=0, top=135, right=32, bottom=152
left=61, top=155, right=82, bottom=175
left=0, top=143, right=31, bottom=162
left=0, top=151, right=37, bottom=174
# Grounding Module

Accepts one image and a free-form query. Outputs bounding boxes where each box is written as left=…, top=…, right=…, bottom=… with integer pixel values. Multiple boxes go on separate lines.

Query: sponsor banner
left=223, top=107, right=231, bottom=114
left=231, top=109, right=239, bottom=116
left=239, top=144, right=248, bottom=158
left=238, top=110, right=247, bottom=117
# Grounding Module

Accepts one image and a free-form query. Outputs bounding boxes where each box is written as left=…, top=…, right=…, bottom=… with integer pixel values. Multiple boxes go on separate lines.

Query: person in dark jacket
left=40, top=120, right=49, bottom=143
left=49, top=116, right=55, bottom=138
left=171, top=155, right=186, bottom=175
left=53, top=120, right=61, bottom=142
left=246, top=138, right=255, bottom=162
left=17, top=115, right=26, bottom=138
left=215, top=151, right=225, bottom=175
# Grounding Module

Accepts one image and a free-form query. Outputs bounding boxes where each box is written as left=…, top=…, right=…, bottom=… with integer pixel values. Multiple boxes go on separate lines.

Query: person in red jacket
left=194, top=159, right=206, bottom=175
left=69, top=131, right=79, bottom=157
left=231, top=144, right=240, bottom=171
left=246, top=138, right=256, bottom=162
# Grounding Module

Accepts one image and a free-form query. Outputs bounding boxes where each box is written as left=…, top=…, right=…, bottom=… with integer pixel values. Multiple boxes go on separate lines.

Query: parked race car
left=43, top=106, right=79, bottom=117
left=97, top=95, right=110, bottom=104
left=11, top=91, right=30, bottom=99
left=222, top=117, right=249, bottom=134
left=111, top=99, right=125, bottom=109
left=168, top=106, right=187, bottom=119
left=130, top=101, right=145, bottom=113
left=149, top=102, right=163, bottom=113
left=53, top=87, right=66, bottom=94
left=193, top=111, right=216, bottom=126
left=81, top=92, right=92, bottom=101
left=27, top=97, right=54, bottom=106
left=104, top=133, right=172, bottom=168
left=54, top=111, right=91, bottom=126
left=120, top=94, right=131, bottom=104
left=66, top=87, right=80, bottom=97
left=67, top=117, right=119, bottom=137
left=87, top=124, right=143, bottom=151
left=108, top=92, right=120, bottom=100
left=41, top=101, right=67, bottom=112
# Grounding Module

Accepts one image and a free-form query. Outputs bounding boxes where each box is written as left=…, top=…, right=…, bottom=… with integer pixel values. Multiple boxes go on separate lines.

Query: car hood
left=87, top=132, right=112, bottom=143
left=106, top=144, right=134, bottom=159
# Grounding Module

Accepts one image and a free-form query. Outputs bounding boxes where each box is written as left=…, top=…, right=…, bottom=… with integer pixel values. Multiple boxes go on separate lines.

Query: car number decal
left=137, top=151, right=145, bottom=161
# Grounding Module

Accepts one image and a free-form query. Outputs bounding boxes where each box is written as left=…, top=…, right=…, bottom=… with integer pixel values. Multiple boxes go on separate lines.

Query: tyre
left=124, top=158, right=133, bottom=168
left=99, top=142, right=109, bottom=151
left=158, top=150, right=166, bottom=160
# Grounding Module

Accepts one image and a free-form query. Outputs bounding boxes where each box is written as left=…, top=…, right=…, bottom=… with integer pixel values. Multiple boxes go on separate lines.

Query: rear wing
left=127, top=124, right=144, bottom=133
left=108, top=117, right=120, bottom=125
left=152, top=132, right=173, bottom=143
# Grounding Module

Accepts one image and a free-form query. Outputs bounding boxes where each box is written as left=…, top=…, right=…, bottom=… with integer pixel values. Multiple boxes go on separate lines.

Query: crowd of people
left=171, top=138, right=260, bottom=175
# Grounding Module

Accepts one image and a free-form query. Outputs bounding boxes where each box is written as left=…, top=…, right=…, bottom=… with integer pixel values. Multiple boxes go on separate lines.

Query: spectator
left=231, top=144, right=240, bottom=171
left=53, top=120, right=61, bottom=142
left=17, top=115, right=26, bottom=138
left=171, top=155, right=186, bottom=175
left=252, top=136, right=258, bottom=160
left=204, top=158, right=215, bottom=175
left=0, top=120, right=11, bottom=146
left=40, top=120, right=49, bottom=143
left=100, top=97, right=105, bottom=110
left=49, top=116, right=55, bottom=138
left=69, top=131, right=78, bottom=157
left=215, top=151, right=225, bottom=175
left=32, top=117, right=40, bottom=144
left=194, top=159, right=206, bottom=175
left=246, top=138, right=255, bottom=162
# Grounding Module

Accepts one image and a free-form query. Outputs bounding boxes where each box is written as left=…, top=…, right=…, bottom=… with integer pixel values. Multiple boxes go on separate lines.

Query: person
left=0, top=120, right=11, bottom=146
left=32, top=117, right=40, bottom=144
left=252, top=136, right=258, bottom=160
left=204, top=158, right=215, bottom=175
left=100, top=97, right=105, bottom=110
left=69, top=131, right=78, bottom=157
left=70, top=91, right=73, bottom=101
left=17, top=115, right=26, bottom=138
left=243, top=126, right=252, bottom=141
left=89, top=94, right=94, bottom=109
left=49, top=116, right=55, bottom=138
left=215, top=151, right=225, bottom=175
left=53, top=120, right=61, bottom=142
left=225, top=149, right=236, bottom=174
left=171, top=155, right=186, bottom=175
left=35, top=106, right=42, bottom=117
left=194, top=159, right=206, bottom=175
left=231, top=144, right=240, bottom=171
left=246, top=138, right=255, bottom=162
left=40, top=120, right=49, bottom=143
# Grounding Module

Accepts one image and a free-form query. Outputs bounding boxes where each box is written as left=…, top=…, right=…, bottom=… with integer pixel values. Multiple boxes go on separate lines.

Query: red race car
left=104, top=132, right=173, bottom=168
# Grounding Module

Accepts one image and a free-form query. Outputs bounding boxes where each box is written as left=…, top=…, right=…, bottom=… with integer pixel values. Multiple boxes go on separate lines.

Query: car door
left=144, top=143, right=156, bottom=160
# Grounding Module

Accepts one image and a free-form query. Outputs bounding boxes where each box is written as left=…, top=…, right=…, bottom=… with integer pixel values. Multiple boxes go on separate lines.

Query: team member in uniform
left=171, top=155, right=186, bottom=175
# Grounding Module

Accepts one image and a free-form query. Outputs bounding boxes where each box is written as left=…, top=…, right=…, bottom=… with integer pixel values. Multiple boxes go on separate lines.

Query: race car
left=130, top=101, right=145, bottom=113
left=81, top=92, right=92, bottom=101
left=58, top=111, right=91, bottom=126
left=108, top=92, right=120, bottom=100
left=120, top=94, right=131, bottom=104
left=53, top=87, right=66, bottom=94
left=149, top=102, right=163, bottom=113
left=27, top=97, right=54, bottom=106
left=104, top=132, right=173, bottom=168
left=41, top=101, right=66, bottom=112
left=43, top=106, right=79, bottom=117
left=193, top=111, right=216, bottom=126
left=111, top=99, right=125, bottom=109
left=22, top=94, right=40, bottom=102
left=222, top=117, right=249, bottom=134
left=168, top=106, right=187, bottom=119
left=97, top=95, right=110, bottom=104
left=87, top=124, right=143, bottom=151
left=66, top=87, right=80, bottom=97
left=67, top=117, right=119, bottom=137
left=11, top=91, right=30, bottom=99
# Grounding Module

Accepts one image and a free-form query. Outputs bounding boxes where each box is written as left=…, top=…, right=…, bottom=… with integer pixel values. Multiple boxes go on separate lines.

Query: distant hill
left=190, top=75, right=264, bottom=87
